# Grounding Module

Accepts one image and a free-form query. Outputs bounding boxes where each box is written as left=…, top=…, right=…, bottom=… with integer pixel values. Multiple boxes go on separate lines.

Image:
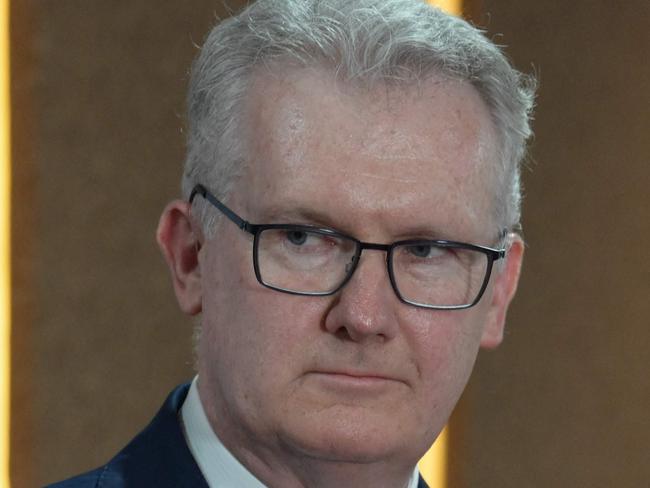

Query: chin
left=277, top=407, right=425, bottom=465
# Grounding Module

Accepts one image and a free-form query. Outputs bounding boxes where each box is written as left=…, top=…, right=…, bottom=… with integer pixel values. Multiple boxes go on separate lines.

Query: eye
left=401, top=243, right=452, bottom=262
left=286, top=230, right=308, bottom=246
left=407, top=244, right=438, bottom=258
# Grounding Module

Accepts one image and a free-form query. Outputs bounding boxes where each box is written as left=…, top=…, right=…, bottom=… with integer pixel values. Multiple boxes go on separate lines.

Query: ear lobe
left=480, top=235, right=524, bottom=349
left=156, top=200, right=203, bottom=315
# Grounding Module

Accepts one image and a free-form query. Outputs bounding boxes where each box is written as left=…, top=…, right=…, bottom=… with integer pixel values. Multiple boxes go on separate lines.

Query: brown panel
left=13, top=1, right=246, bottom=485
left=453, top=1, right=650, bottom=486
left=461, top=0, right=483, bottom=25
left=10, top=0, right=36, bottom=486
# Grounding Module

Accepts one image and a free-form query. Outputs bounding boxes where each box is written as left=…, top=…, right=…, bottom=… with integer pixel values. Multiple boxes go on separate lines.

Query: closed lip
left=307, top=369, right=406, bottom=385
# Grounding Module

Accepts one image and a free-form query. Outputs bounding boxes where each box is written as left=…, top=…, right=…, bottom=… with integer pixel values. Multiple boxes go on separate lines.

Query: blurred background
left=5, top=0, right=649, bottom=486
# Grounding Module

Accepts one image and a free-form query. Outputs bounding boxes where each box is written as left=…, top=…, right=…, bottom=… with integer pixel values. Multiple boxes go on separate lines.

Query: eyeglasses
left=190, top=184, right=507, bottom=310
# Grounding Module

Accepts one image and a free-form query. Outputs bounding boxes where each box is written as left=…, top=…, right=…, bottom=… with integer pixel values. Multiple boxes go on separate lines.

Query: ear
left=156, top=200, right=203, bottom=315
left=480, top=235, right=524, bottom=349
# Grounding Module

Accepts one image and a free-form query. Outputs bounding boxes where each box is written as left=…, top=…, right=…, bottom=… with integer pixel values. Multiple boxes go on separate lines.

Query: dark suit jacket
left=47, top=383, right=430, bottom=488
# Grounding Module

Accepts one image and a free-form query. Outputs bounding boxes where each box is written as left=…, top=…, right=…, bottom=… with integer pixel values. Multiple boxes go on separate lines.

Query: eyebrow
left=255, top=204, right=341, bottom=229
left=255, top=204, right=455, bottom=242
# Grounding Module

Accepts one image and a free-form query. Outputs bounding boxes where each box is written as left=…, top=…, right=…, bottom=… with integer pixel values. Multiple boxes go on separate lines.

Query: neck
left=234, top=441, right=416, bottom=488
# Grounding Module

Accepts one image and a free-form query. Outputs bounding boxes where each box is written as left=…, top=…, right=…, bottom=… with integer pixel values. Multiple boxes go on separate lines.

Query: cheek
left=200, top=234, right=329, bottom=391
left=201, top=291, right=331, bottom=436
left=404, top=308, right=486, bottom=408
left=233, top=290, right=329, bottom=375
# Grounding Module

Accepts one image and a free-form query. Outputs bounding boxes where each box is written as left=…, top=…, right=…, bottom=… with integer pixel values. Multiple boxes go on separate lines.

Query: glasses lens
left=391, top=242, right=489, bottom=308
left=256, top=227, right=357, bottom=294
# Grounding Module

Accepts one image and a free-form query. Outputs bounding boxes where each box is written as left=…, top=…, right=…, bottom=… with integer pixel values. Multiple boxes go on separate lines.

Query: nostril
left=333, top=326, right=353, bottom=341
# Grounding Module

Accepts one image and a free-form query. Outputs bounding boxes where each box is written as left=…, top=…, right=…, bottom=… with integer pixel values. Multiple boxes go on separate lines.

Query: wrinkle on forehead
left=334, top=169, right=421, bottom=185
left=356, top=128, right=421, bottom=164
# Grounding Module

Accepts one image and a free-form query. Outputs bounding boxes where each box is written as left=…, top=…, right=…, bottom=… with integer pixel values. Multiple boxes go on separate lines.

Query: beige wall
left=11, top=1, right=649, bottom=486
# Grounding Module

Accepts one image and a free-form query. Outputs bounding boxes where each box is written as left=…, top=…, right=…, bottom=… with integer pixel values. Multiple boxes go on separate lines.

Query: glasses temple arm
left=189, top=184, right=255, bottom=234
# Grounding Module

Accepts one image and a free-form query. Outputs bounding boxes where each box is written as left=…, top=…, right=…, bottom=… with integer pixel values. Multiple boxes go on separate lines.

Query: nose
left=323, top=250, right=399, bottom=343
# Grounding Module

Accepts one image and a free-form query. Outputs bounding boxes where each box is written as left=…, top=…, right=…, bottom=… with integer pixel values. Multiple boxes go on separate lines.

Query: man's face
left=194, top=69, right=515, bottom=467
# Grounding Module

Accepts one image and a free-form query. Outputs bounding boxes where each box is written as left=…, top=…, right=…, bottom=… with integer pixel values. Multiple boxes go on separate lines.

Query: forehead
left=239, top=67, right=499, bottom=240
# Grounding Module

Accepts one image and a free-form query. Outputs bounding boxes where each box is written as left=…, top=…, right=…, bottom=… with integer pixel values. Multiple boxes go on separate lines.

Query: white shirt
left=181, top=376, right=421, bottom=488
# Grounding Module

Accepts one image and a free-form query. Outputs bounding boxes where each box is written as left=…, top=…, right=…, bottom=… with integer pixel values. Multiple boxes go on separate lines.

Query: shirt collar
left=181, top=376, right=267, bottom=488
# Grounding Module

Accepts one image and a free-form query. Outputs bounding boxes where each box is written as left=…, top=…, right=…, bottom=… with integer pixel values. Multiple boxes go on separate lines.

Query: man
left=51, top=0, right=535, bottom=486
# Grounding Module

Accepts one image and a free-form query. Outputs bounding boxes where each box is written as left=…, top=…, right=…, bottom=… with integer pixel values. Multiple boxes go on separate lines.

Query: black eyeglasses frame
left=189, top=183, right=506, bottom=310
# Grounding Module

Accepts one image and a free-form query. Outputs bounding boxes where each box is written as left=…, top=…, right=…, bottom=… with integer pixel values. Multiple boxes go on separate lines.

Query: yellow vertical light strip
left=0, top=0, right=11, bottom=486
left=426, top=0, right=462, bottom=16
left=418, top=427, right=448, bottom=488
left=418, top=1, right=461, bottom=486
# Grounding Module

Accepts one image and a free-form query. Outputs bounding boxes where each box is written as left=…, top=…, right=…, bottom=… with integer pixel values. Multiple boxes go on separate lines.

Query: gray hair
left=183, top=0, right=536, bottom=232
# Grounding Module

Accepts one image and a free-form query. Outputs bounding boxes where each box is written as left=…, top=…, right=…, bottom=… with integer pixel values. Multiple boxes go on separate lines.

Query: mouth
left=305, top=370, right=406, bottom=391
